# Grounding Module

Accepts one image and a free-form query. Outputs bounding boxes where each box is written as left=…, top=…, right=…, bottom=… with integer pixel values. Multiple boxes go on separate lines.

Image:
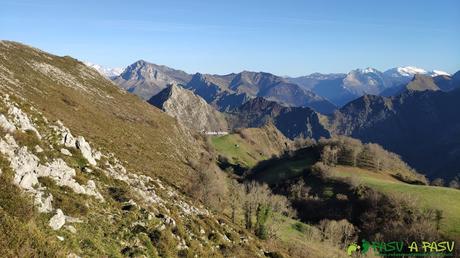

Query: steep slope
left=0, top=41, right=271, bottom=257
left=113, top=60, right=192, bottom=99
left=227, top=97, right=330, bottom=140
left=148, top=84, right=228, bottom=132
left=328, top=89, right=460, bottom=180
left=0, top=41, right=197, bottom=186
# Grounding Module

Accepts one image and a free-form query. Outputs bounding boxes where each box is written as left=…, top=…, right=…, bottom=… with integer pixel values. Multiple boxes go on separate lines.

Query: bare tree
left=228, top=179, right=244, bottom=223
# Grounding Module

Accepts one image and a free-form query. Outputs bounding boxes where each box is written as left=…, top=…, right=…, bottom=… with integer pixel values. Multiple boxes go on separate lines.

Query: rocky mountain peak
left=113, top=60, right=192, bottom=99
left=148, top=84, right=228, bottom=132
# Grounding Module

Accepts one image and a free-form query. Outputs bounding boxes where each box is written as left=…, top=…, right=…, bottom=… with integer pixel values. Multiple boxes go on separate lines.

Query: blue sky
left=1, top=0, right=459, bottom=76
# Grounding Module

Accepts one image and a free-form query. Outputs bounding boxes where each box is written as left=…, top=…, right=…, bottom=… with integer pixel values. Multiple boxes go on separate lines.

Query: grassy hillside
left=251, top=153, right=460, bottom=239
left=0, top=41, right=274, bottom=257
left=0, top=41, right=199, bottom=187
left=214, top=135, right=459, bottom=242
left=330, top=166, right=460, bottom=238
left=211, top=124, right=292, bottom=168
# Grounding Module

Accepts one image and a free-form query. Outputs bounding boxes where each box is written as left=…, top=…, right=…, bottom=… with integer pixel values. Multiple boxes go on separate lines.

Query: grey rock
left=0, top=114, right=16, bottom=133
left=76, top=136, right=97, bottom=166
left=49, top=209, right=66, bottom=230
left=60, top=148, right=72, bottom=156
left=34, top=145, right=44, bottom=153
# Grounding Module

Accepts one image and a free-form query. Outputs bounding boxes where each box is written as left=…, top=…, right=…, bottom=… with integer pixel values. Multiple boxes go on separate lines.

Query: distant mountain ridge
left=110, top=60, right=337, bottom=114
left=107, top=60, right=451, bottom=110
left=228, top=73, right=460, bottom=180
left=287, top=66, right=451, bottom=106
left=327, top=88, right=460, bottom=180
left=185, top=71, right=337, bottom=114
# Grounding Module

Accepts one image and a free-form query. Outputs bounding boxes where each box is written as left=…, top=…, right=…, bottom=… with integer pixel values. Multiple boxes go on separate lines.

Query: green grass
left=211, top=134, right=267, bottom=168
left=268, top=213, right=348, bottom=258
left=254, top=158, right=314, bottom=184
left=330, top=166, right=460, bottom=239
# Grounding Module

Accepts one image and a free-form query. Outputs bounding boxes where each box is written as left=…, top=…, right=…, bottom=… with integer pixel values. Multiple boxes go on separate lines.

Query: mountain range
left=88, top=60, right=458, bottom=179
left=227, top=74, right=460, bottom=180
left=88, top=60, right=451, bottom=109
left=2, top=41, right=460, bottom=257
left=286, top=66, right=451, bottom=106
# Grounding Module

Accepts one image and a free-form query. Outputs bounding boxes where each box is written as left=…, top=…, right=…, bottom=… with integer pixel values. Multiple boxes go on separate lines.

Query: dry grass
left=0, top=41, right=203, bottom=187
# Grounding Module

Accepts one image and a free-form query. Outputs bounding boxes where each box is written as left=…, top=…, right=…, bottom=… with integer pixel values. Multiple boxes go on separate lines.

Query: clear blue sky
left=1, top=0, right=459, bottom=76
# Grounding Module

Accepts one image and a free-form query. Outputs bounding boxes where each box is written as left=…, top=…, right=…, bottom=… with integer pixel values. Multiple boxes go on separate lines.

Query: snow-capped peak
left=430, top=70, right=450, bottom=77
left=395, top=66, right=427, bottom=77
left=84, top=61, right=124, bottom=78
left=361, top=67, right=379, bottom=74
left=384, top=66, right=450, bottom=78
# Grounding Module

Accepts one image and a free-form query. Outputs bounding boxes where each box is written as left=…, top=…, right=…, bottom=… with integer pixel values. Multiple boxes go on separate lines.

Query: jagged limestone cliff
left=148, top=84, right=228, bottom=132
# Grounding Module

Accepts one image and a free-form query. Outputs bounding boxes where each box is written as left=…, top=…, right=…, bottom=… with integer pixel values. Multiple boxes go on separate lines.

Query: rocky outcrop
left=1, top=95, right=41, bottom=138
left=51, top=121, right=99, bottom=166
left=0, top=114, right=15, bottom=133
left=49, top=209, right=66, bottom=230
left=148, top=84, right=228, bottom=132
left=0, top=99, right=104, bottom=215
left=75, top=136, right=97, bottom=165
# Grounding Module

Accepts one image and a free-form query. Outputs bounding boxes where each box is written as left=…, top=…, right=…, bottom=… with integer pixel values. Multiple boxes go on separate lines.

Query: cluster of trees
left=358, top=189, right=441, bottom=242
left=229, top=181, right=294, bottom=239
left=431, top=175, right=460, bottom=189
left=187, top=154, right=293, bottom=240
left=317, top=136, right=428, bottom=184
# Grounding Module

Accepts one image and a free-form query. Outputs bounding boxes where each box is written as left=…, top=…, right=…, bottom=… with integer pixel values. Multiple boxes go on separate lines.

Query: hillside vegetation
left=0, top=41, right=284, bottom=257
left=0, top=41, right=358, bottom=257
left=0, top=41, right=199, bottom=187
left=212, top=132, right=459, bottom=253
left=329, top=166, right=460, bottom=238
left=212, top=124, right=292, bottom=169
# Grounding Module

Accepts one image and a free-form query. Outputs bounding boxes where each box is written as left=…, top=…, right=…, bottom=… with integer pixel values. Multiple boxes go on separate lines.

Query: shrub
left=318, top=219, right=357, bottom=248
left=431, top=178, right=445, bottom=187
